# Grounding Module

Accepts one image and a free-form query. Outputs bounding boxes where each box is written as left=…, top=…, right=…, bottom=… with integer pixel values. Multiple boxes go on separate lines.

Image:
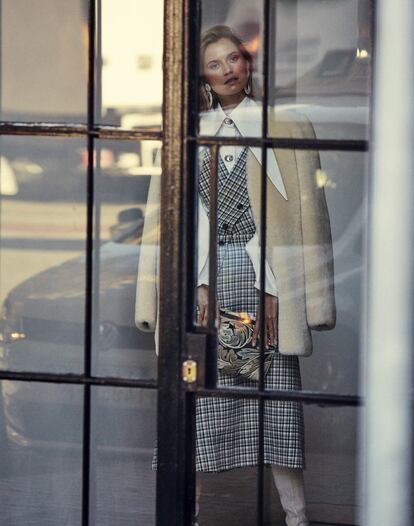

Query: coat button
left=223, top=117, right=234, bottom=126
left=218, top=240, right=225, bottom=246
left=222, top=223, right=228, bottom=230
left=237, top=203, right=243, bottom=210
left=224, top=154, right=234, bottom=162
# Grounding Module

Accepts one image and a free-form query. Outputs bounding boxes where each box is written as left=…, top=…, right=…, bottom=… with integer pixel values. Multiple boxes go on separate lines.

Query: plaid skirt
left=194, top=240, right=305, bottom=472
left=152, top=239, right=305, bottom=473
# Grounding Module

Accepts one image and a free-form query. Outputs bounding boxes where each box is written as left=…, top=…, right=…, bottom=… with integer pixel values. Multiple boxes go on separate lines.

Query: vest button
left=223, top=117, right=234, bottom=126
left=237, top=203, right=244, bottom=210
left=219, top=240, right=225, bottom=246
left=224, top=154, right=234, bottom=162
left=222, top=223, right=228, bottom=230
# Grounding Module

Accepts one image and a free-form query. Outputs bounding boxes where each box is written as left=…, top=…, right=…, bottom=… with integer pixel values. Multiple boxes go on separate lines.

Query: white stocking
left=271, top=465, right=309, bottom=526
left=193, top=477, right=202, bottom=526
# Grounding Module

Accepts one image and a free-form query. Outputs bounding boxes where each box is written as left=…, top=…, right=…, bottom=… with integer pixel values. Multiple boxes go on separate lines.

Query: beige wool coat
left=135, top=110, right=336, bottom=356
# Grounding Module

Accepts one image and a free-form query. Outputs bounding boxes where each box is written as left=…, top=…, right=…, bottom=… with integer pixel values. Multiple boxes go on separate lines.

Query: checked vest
left=198, top=147, right=256, bottom=244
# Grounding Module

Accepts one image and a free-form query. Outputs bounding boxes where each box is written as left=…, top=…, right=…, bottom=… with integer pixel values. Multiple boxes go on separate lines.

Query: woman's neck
left=218, top=92, right=246, bottom=113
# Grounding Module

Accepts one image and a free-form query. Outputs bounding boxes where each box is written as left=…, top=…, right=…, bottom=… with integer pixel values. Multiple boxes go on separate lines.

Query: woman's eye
left=208, top=62, right=220, bottom=70
left=230, top=54, right=240, bottom=63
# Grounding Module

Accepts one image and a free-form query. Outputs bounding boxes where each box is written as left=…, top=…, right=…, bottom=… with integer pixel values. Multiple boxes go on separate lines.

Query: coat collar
left=199, top=96, right=288, bottom=200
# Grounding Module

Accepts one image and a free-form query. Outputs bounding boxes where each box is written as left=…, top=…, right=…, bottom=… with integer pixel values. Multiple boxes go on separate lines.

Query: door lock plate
left=182, top=359, right=197, bottom=384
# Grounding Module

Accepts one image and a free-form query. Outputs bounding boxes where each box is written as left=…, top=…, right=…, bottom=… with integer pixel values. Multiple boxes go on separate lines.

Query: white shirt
left=197, top=96, right=289, bottom=297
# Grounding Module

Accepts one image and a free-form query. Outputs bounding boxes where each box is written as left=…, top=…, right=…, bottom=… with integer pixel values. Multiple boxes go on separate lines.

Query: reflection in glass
left=269, top=0, right=372, bottom=140
left=0, top=381, right=82, bottom=524
left=193, top=34, right=332, bottom=513
left=300, top=150, right=367, bottom=396
left=196, top=465, right=263, bottom=525
left=90, top=386, right=156, bottom=526
left=200, top=0, right=372, bottom=140
left=0, top=0, right=87, bottom=122
left=300, top=405, right=360, bottom=524
left=98, top=0, right=163, bottom=129
left=195, top=145, right=342, bottom=390
left=0, top=137, right=86, bottom=374
left=195, top=9, right=367, bottom=397
left=91, top=140, right=160, bottom=379
left=192, top=133, right=364, bottom=524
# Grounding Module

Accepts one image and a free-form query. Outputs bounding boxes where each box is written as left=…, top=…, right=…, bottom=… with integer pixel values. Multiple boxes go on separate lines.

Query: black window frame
left=0, top=1, right=371, bottom=526
left=158, top=1, right=368, bottom=525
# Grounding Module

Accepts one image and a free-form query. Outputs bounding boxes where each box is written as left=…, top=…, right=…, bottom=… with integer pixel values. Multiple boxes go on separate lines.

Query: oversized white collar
left=199, top=96, right=288, bottom=200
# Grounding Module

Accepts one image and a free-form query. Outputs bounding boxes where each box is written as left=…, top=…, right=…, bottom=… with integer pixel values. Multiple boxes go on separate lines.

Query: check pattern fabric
left=199, top=147, right=259, bottom=315
left=199, top=147, right=254, bottom=244
left=152, top=148, right=305, bottom=472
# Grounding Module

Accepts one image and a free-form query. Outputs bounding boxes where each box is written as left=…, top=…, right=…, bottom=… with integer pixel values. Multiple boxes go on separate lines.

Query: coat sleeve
left=135, top=173, right=161, bottom=332
left=293, top=114, right=336, bottom=330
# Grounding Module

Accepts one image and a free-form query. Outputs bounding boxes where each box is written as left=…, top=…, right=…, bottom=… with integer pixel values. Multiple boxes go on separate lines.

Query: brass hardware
left=182, top=359, right=197, bottom=384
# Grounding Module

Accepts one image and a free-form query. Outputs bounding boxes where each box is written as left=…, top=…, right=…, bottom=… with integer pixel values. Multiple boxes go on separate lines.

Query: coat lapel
left=247, top=116, right=298, bottom=239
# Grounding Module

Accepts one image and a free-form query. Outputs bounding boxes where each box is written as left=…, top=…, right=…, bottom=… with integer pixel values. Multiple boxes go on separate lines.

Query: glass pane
left=300, top=405, right=360, bottom=524
left=0, top=0, right=87, bottom=122
left=90, top=386, right=157, bottom=526
left=198, top=0, right=371, bottom=141
left=0, top=137, right=86, bottom=374
left=195, top=403, right=360, bottom=525
left=297, top=149, right=367, bottom=396
left=269, top=0, right=372, bottom=141
left=91, top=140, right=160, bottom=379
left=98, top=0, right=163, bottom=129
left=0, top=381, right=83, bottom=524
left=259, top=145, right=366, bottom=396
left=194, top=144, right=367, bottom=395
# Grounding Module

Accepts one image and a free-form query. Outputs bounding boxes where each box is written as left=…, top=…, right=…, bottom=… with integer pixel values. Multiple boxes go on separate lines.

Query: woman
left=136, top=25, right=336, bottom=526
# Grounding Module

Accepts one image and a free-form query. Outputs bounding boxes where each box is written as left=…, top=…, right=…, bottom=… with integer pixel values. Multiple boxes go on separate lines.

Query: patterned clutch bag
left=217, top=310, right=276, bottom=381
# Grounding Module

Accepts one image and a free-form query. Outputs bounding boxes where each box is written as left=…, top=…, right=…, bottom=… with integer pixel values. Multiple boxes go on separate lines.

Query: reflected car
left=0, top=208, right=157, bottom=450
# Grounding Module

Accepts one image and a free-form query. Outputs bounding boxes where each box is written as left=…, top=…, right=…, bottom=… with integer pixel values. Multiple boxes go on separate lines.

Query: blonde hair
left=199, top=25, right=254, bottom=112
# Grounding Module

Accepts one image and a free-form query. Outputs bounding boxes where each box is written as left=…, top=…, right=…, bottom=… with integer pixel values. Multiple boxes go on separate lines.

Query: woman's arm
left=252, top=293, right=279, bottom=349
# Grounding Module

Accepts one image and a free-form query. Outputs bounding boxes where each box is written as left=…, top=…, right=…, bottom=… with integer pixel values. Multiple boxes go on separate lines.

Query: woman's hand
left=252, top=293, right=279, bottom=349
left=197, top=285, right=221, bottom=327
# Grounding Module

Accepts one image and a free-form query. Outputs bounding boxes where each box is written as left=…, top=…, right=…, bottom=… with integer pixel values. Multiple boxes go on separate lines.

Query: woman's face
left=203, top=38, right=249, bottom=103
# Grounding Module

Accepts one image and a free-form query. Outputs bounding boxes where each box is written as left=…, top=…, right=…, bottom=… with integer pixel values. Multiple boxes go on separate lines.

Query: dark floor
left=0, top=444, right=357, bottom=526
left=198, top=466, right=358, bottom=526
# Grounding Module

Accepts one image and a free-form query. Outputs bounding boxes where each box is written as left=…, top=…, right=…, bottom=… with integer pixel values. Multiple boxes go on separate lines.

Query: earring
left=205, top=83, right=213, bottom=109
left=244, top=76, right=252, bottom=95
